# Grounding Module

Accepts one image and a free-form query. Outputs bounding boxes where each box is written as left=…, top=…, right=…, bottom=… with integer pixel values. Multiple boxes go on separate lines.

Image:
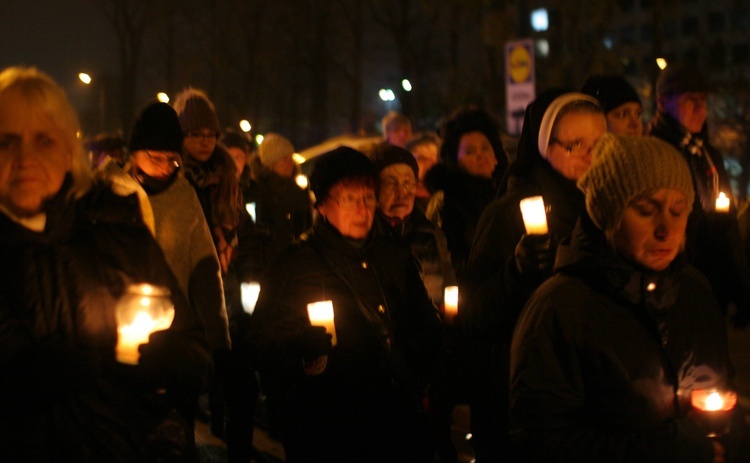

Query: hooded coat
left=510, top=213, right=739, bottom=463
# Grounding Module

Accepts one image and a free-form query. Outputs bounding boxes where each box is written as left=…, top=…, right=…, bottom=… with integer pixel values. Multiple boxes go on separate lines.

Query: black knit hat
left=581, top=74, right=641, bottom=114
left=309, top=146, right=375, bottom=204
left=368, top=142, right=419, bottom=177
left=656, top=64, right=710, bottom=97
left=129, top=102, right=183, bottom=153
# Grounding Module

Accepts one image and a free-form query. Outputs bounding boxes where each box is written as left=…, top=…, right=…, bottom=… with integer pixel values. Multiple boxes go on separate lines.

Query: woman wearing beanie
left=510, top=134, right=744, bottom=463
left=172, top=88, right=243, bottom=275
left=245, top=132, right=313, bottom=269
left=581, top=74, right=643, bottom=136
left=423, top=106, right=509, bottom=278
left=458, top=90, right=606, bottom=462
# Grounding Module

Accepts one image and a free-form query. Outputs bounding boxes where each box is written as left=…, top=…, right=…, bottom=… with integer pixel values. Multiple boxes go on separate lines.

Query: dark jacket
left=510, top=214, right=737, bottom=463
left=648, top=111, right=750, bottom=325
left=424, top=163, right=497, bottom=277
left=245, top=161, right=313, bottom=268
left=0, top=179, right=211, bottom=462
left=374, top=208, right=456, bottom=309
left=248, top=219, right=442, bottom=462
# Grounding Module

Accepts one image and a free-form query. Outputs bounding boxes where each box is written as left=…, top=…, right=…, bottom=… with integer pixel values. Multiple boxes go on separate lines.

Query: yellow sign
left=509, top=45, right=532, bottom=83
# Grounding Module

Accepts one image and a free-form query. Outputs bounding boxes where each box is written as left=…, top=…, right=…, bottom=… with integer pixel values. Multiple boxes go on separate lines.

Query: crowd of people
left=3, top=61, right=750, bottom=463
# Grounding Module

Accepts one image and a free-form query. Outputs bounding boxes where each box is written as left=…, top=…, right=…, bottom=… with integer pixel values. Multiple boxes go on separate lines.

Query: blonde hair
left=0, top=66, right=92, bottom=199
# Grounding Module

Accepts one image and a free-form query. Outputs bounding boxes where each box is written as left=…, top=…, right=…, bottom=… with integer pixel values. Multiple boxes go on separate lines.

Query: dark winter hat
left=578, top=133, right=694, bottom=232
left=221, top=129, right=251, bottom=151
left=172, top=88, right=221, bottom=135
left=581, top=74, right=641, bottom=114
left=438, top=106, right=507, bottom=173
left=656, top=64, right=710, bottom=97
left=129, top=102, right=183, bottom=153
left=368, top=142, right=419, bottom=177
left=309, top=146, right=375, bottom=205
left=259, top=133, right=295, bottom=167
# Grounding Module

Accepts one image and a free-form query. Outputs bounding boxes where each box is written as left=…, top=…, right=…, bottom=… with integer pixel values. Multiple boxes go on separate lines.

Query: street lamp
left=401, top=79, right=412, bottom=92
left=157, top=92, right=169, bottom=103
left=239, top=119, right=252, bottom=133
left=656, top=58, right=668, bottom=70
left=78, top=72, right=105, bottom=132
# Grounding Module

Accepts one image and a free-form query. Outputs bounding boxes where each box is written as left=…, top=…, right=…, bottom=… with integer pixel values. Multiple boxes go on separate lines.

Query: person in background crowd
left=382, top=110, right=413, bottom=148
left=0, top=66, right=211, bottom=461
left=511, top=133, right=746, bottom=463
left=248, top=147, right=443, bottom=463
left=88, top=131, right=128, bottom=168
left=647, top=64, right=750, bottom=327
left=581, top=73, right=643, bottom=136
left=424, top=106, right=508, bottom=278
left=245, top=132, right=312, bottom=268
left=370, top=142, right=459, bottom=462
left=463, top=91, right=605, bottom=462
left=406, top=131, right=441, bottom=210
left=223, top=128, right=252, bottom=183
left=172, top=87, right=243, bottom=276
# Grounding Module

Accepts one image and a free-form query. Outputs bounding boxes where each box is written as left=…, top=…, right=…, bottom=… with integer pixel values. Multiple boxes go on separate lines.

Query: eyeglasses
left=380, top=178, right=417, bottom=192
left=551, top=138, right=593, bottom=157
left=146, top=150, right=180, bottom=168
left=185, top=131, right=217, bottom=143
left=332, top=193, right=377, bottom=210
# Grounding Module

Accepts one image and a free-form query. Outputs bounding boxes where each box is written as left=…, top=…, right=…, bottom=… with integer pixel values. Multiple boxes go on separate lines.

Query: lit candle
left=115, top=284, right=175, bottom=365
left=241, top=282, right=261, bottom=315
left=690, top=388, right=737, bottom=437
left=520, top=196, right=548, bottom=235
left=444, top=286, right=459, bottom=321
left=245, top=202, right=257, bottom=222
left=307, top=300, right=337, bottom=346
left=715, top=192, right=730, bottom=213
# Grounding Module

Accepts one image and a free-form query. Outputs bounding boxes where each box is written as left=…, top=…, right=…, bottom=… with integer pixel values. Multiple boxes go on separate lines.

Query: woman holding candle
left=248, top=146, right=443, bottom=462
left=460, top=90, right=606, bottom=461
left=510, top=134, right=745, bottom=462
left=0, top=67, right=211, bottom=460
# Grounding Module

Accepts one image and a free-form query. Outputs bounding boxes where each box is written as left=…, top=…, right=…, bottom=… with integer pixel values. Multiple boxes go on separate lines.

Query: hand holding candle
left=307, top=300, right=337, bottom=346
left=690, top=388, right=737, bottom=437
left=443, top=286, right=459, bottom=322
left=520, top=196, right=548, bottom=235
left=115, top=284, right=175, bottom=365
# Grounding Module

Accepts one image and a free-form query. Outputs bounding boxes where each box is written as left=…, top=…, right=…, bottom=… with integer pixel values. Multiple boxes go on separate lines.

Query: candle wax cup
left=715, top=192, right=730, bottom=213
left=307, top=301, right=337, bottom=346
left=520, top=196, right=548, bottom=235
left=444, top=286, right=459, bottom=321
left=690, top=389, right=737, bottom=437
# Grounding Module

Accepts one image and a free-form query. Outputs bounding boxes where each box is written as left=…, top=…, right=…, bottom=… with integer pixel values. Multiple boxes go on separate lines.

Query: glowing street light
left=78, top=73, right=92, bottom=85
left=239, top=119, right=252, bottom=133
left=401, top=79, right=412, bottom=92
left=255, top=134, right=264, bottom=145
left=156, top=92, right=169, bottom=103
left=656, top=58, right=668, bottom=70
left=379, top=88, right=395, bottom=102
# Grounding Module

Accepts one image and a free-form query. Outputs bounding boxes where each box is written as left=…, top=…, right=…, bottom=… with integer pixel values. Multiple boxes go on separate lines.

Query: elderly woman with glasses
left=247, top=147, right=443, bottom=463
left=460, top=91, right=606, bottom=461
left=0, top=67, right=211, bottom=460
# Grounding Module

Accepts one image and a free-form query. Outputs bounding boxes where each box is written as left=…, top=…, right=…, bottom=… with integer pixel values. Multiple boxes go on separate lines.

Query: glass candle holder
left=115, top=283, right=175, bottom=365
left=690, top=388, right=737, bottom=437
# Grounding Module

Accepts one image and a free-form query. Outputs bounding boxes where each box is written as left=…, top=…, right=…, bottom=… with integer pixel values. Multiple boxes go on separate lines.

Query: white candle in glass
left=715, top=192, right=730, bottom=213
left=520, top=196, right=548, bottom=235
left=444, top=286, right=459, bottom=320
left=307, top=300, right=337, bottom=346
left=241, top=282, right=261, bottom=315
left=115, top=284, right=175, bottom=365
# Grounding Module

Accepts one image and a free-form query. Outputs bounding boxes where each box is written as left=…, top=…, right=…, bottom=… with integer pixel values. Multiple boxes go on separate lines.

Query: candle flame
left=705, top=392, right=724, bottom=411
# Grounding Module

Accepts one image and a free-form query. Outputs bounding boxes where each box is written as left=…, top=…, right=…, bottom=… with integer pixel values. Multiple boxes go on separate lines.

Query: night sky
left=0, top=1, right=116, bottom=109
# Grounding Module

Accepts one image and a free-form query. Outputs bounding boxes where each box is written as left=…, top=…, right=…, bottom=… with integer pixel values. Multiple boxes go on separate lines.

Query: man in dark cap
left=248, top=146, right=442, bottom=463
left=581, top=74, right=643, bottom=136
left=647, top=64, right=750, bottom=327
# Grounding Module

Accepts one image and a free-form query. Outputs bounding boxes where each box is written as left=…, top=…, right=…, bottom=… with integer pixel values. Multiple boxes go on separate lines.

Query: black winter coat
left=248, top=219, right=442, bottom=462
left=0, top=179, right=211, bottom=462
left=510, top=214, right=739, bottom=463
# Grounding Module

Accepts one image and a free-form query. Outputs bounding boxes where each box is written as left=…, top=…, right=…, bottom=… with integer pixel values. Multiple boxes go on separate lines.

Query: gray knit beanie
left=172, top=88, right=221, bottom=135
left=578, top=134, right=694, bottom=231
left=259, top=133, right=294, bottom=166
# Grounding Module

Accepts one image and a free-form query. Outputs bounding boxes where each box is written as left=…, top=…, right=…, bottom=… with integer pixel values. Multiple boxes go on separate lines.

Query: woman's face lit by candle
left=612, top=188, right=688, bottom=271
left=317, top=180, right=376, bottom=240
